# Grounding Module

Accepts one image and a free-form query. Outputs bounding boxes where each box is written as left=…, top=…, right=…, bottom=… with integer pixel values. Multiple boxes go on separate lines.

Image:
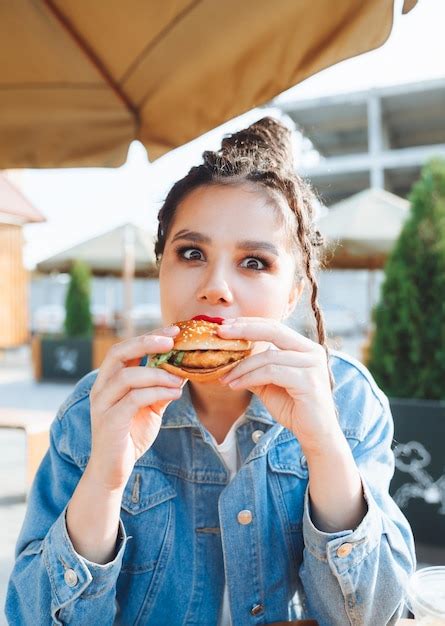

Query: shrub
left=64, top=260, right=93, bottom=337
left=368, top=159, right=445, bottom=400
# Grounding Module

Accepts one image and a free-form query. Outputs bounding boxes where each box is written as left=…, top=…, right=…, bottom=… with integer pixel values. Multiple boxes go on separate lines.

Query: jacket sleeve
left=5, top=410, right=130, bottom=625
left=299, top=371, right=416, bottom=626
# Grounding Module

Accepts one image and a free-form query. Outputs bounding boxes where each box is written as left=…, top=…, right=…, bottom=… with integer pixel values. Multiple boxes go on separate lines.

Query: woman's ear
left=282, top=278, right=304, bottom=320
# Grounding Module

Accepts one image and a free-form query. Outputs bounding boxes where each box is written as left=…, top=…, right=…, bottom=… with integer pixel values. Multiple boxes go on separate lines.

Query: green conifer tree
left=64, top=260, right=93, bottom=338
left=368, top=159, right=445, bottom=400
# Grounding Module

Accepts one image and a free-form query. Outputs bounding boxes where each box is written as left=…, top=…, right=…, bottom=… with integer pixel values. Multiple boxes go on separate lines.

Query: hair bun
left=202, top=149, right=238, bottom=175
left=204, top=116, right=294, bottom=175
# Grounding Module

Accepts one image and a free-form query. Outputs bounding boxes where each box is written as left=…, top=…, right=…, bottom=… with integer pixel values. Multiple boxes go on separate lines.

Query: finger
left=106, top=385, right=183, bottom=428
left=217, top=318, right=315, bottom=352
left=219, top=350, right=315, bottom=384
left=95, top=326, right=179, bottom=388
left=220, top=363, right=309, bottom=392
left=98, top=366, right=185, bottom=413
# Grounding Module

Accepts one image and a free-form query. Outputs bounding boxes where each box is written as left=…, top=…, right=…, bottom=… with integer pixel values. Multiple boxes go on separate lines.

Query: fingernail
left=168, top=374, right=183, bottom=384
left=146, top=334, right=171, bottom=344
left=162, top=325, right=179, bottom=335
left=218, top=325, right=234, bottom=332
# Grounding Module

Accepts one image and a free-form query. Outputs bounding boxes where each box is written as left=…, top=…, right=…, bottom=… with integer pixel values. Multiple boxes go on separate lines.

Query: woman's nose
left=197, top=270, right=234, bottom=305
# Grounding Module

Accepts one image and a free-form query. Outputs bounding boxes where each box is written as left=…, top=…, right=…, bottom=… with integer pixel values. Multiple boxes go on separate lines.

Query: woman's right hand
left=87, top=325, right=184, bottom=491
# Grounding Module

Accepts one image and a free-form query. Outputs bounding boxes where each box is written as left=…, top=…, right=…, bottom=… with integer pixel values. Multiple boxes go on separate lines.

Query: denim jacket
left=5, top=350, right=415, bottom=626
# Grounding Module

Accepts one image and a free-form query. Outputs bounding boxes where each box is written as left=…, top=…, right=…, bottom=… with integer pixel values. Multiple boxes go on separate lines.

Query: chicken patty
left=180, top=349, right=250, bottom=369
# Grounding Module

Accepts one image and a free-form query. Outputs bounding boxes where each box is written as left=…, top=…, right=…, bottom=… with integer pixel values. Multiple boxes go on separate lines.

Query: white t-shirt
left=207, top=413, right=246, bottom=626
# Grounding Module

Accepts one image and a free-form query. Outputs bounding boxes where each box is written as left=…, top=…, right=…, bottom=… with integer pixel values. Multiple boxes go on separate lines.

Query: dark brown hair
left=154, top=117, right=333, bottom=388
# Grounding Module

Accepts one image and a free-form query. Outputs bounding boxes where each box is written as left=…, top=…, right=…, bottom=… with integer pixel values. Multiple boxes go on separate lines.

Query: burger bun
left=160, top=358, right=247, bottom=383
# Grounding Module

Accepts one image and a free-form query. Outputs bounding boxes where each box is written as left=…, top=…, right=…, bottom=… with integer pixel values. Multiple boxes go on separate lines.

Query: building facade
left=278, top=78, right=445, bottom=204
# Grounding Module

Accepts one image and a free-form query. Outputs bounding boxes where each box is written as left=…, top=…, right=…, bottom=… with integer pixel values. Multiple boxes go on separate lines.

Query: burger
left=146, top=315, right=252, bottom=383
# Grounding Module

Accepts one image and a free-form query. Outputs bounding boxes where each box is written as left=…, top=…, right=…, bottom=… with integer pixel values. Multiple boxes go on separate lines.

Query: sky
left=14, top=0, right=445, bottom=271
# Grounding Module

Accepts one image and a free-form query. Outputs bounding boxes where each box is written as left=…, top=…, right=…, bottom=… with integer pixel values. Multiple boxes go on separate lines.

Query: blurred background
left=1, top=0, right=444, bottom=622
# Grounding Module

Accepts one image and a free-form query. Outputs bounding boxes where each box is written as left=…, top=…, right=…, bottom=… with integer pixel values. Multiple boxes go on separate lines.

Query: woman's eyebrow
left=238, top=239, right=279, bottom=256
left=171, top=230, right=210, bottom=244
left=171, top=230, right=279, bottom=256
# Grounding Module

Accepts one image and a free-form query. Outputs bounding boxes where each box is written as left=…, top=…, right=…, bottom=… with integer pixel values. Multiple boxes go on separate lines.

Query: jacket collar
left=161, top=381, right=275, bottom=428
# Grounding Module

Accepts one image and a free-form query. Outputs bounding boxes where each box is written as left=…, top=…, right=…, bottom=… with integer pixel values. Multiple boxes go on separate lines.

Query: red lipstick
left=191, top=315, right=225, bottom=325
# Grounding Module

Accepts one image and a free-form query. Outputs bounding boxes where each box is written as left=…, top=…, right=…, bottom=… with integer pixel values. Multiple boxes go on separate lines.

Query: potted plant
left=38, top=260, right=94, bottom=381
left=368, top=159, right=445, bottom=547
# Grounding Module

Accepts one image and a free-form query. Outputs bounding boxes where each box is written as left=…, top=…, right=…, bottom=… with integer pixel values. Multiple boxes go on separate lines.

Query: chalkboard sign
left=390, top=398, right=445, bottom=548
left=41, top=337, right=92, bottom=381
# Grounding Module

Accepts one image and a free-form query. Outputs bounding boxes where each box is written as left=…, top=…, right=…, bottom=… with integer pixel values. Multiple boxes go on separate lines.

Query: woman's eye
left=176, top=246, right=269, bottom=271
left=240, top=257, right=268, bottom=271
left=178, top=247, right=204, bottom=261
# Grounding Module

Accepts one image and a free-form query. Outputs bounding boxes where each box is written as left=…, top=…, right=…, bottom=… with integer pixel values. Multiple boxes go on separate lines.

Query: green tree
left=64, top=260, right=93, bottom=337
left=368, top=159, right=445, bottom=400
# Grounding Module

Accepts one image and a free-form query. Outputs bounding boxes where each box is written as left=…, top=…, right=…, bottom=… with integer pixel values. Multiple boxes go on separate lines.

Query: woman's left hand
left=217, top=317, right=341, bottom=455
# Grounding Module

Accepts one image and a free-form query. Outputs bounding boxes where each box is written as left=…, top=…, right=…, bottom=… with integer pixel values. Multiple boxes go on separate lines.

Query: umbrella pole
left=123, top=224, right=135, bottom=339
left=367, top=269, right=376, bottom=329
left=105, top=275, right=115, bottom=330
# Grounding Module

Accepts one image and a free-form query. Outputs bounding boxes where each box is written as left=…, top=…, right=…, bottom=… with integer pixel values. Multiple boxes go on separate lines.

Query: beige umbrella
left=0, top=0, right=416, bottom=168
left=36, top=222, right=158, bottom=338
left=317, top=187, right=410, bottom=324
left=318, top=188, right=410, bottom=269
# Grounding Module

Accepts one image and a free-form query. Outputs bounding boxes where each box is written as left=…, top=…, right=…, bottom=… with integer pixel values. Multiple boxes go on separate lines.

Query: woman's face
left=159, top=183, right=303, bottom=326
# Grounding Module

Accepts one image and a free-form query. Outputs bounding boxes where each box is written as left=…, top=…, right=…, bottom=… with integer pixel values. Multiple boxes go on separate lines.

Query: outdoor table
left=0, top=408, right=53, bottom=496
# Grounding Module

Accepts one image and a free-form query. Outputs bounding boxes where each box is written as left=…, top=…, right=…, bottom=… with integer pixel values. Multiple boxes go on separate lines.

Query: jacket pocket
left=120, top=467, right=177, bottom=574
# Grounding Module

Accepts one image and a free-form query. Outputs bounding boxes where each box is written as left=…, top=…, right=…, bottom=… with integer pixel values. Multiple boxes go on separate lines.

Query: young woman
left=6, top=117, right=415, bottom=626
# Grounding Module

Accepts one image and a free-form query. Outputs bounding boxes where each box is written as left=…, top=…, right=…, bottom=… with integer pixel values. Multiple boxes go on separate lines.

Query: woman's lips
left=191, top=314, right=225, bottom=325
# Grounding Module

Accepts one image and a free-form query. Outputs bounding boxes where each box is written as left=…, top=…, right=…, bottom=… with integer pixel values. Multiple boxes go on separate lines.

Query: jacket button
left=237, top=509, right=253, bottom=525
left=64, top=568, right=78, bottom=587
left=252, top=429, right=264, bottom=444
left=336, top=543, right=353, bottom=558
left=250, top=603, right=264, bottom=616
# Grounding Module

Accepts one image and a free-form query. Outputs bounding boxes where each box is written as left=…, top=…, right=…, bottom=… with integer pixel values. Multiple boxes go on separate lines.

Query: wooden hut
left=0, top=173, right=45, bottom=348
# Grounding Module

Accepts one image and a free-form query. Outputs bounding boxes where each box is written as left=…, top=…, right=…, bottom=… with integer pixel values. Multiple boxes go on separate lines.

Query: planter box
left=41, top=336, right=93, bottom=381
left=390, top=397, right=445, bottom=548
left=92, top=330, right=122, bottom=370
left=32, top=332, right=122, bottom=381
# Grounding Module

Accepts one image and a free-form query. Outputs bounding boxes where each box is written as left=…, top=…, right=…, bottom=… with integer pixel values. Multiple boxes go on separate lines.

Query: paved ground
left=0, top=347, right=75, bottom=625
left=0, top=341, right=443, bottom=624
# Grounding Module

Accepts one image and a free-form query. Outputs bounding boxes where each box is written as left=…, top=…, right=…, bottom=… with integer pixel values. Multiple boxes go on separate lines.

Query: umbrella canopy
left=317, top=188, right=410, bottom=270
left=0, top=0, right=416, bottom=168
left=0, top=173, right=46, bottom=226
left=36, top=222, right=158, bottom=277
